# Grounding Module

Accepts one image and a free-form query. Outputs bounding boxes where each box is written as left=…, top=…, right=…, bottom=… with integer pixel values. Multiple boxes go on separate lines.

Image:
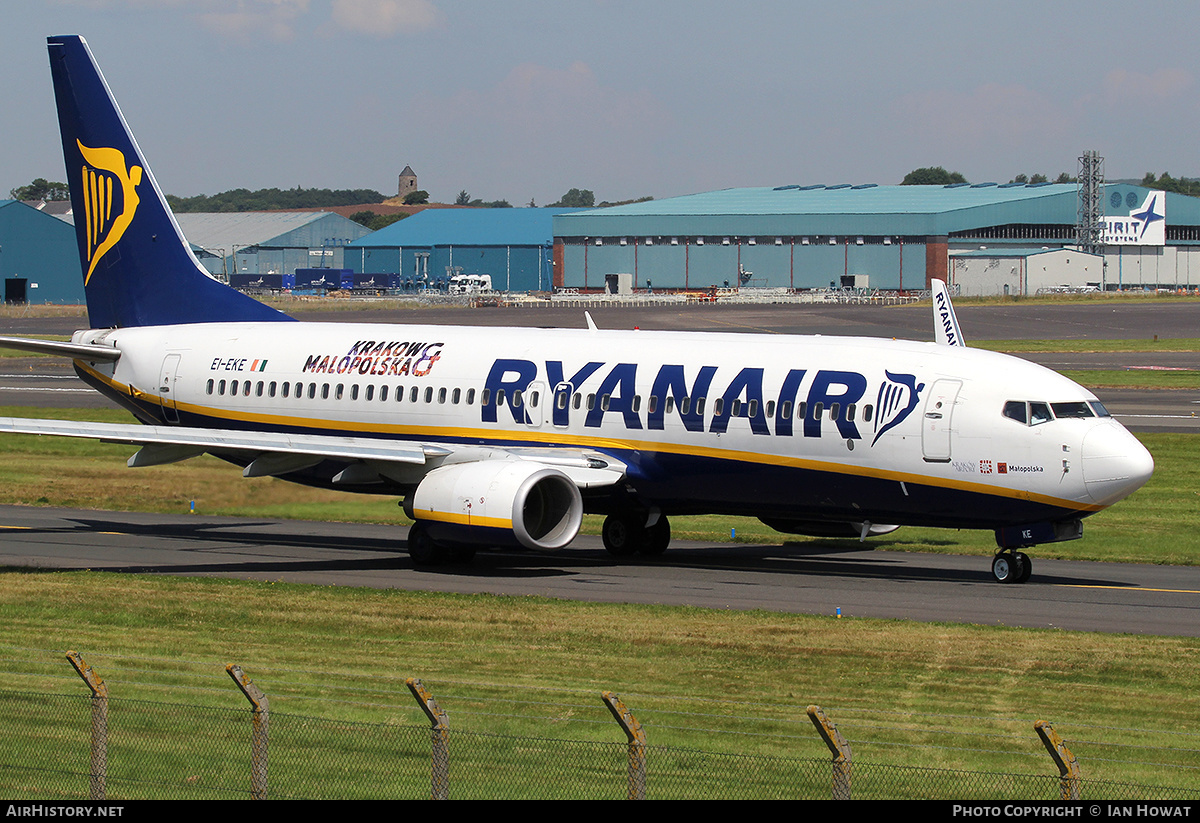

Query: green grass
left=0, top=402, right=1197, bottom=796
left=1, top=572, right=1199, bottom=796
left=1060, top=369, right=1200, bottom=390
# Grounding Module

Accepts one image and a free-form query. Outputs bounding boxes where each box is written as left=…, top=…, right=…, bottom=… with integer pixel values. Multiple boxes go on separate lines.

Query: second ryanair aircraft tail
left=47, top=35, right=293, bottom=329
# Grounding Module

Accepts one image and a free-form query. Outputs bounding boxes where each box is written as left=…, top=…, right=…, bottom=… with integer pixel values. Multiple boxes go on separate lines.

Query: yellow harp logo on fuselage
left=77, top=139, right=142, bottom=285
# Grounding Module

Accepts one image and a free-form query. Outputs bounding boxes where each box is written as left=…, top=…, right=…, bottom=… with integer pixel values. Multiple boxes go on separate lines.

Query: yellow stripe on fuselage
left=74, top=361, right=1104, bottom=514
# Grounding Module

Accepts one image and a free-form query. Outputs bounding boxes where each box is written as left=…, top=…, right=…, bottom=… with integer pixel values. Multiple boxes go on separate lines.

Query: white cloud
left=1103, top=68, right=1191, bottom=102
left=195, top=1, right=312, bottom=42
left=330, top=0, right=440, bottom=36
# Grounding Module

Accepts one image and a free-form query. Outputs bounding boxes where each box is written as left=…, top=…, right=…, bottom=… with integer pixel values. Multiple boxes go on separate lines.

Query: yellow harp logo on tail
left=77, top=140, right=142, bottom=285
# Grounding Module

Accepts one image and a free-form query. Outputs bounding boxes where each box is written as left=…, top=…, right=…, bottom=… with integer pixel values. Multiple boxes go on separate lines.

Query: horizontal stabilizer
left=0, top=335, right=120, bottom=361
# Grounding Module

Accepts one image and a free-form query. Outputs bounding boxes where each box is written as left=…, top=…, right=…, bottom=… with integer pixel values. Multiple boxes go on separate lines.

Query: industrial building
left=0, top=200, right=84, bottom=304
left=174, top=211, right=372, bottom=279
left=551, top=183, right=1200, bottom=294
left=345, top=208, right=577, bottom=292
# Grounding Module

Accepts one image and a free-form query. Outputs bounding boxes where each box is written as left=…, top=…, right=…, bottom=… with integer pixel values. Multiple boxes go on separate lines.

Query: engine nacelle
left=406, top=460, right=583, bottom=551
left=759, top=518, right=900, bottom=539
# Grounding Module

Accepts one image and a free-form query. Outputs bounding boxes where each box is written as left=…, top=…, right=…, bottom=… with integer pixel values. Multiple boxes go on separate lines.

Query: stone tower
left=398, top=165, right=417, bottom=199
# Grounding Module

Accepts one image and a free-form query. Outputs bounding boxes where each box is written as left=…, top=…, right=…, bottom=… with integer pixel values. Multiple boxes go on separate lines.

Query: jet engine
left=406, top=460, right=583, bottom=551
left=759, top=518, right=900, bottom=539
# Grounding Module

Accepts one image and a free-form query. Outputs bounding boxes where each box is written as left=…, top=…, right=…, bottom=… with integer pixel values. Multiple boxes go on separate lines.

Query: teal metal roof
left=574, top=183, right=1074, bottom=216
left=350, top=208, right=581, bottom=248
left=554, top=184, right=1200, bottom=239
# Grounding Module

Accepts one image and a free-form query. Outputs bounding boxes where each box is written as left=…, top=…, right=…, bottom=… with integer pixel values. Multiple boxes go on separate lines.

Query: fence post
left=1035, top=720, right=1081, bottom=800
left=406, top=678, right=449, bottom=800
left=807, top=705, right=852, bottom=800
left=601, top=691, right=646, bottom=800
left=226, top=664, right=269, bottom=800
left=65, top=651, right=107, bottom=801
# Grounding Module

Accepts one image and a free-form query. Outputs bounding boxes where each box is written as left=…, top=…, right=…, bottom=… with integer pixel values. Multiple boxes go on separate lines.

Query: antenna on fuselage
left=584, top=311, right=598, bottom=332
left=931, top=279, right=966, bottom=347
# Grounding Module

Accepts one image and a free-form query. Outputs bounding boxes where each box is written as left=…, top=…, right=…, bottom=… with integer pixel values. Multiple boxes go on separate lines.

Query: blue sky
left=4, top=1, right=1199, bottom=205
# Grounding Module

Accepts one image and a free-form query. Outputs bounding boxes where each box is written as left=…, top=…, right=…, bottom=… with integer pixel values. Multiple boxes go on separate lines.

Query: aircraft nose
left=1080, top=421, right=1154, bottom=506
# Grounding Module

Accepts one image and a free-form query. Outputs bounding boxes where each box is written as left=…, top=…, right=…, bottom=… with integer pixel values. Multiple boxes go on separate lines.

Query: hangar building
left=175, top=211, right=372, bottom=279
left=0, top=200, right=84, bottom=304
left=551, top=183, right=1200, bottom=294
left=345, top=208, right=577, bottom=292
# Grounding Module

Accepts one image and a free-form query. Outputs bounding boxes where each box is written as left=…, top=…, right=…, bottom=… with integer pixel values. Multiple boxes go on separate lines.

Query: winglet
left=931, top=279, right=965, bottom=347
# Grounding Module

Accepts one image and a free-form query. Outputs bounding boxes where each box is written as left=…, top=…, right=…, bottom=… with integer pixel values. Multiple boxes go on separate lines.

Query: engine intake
left=406, top=460, right=582, bottom=551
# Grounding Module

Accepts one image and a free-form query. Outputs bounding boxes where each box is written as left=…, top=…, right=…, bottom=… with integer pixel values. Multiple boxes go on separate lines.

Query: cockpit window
left=1051, top=402, right=1095, bottom=419
left=1005, top=399, right=1105, bottom=425
left=1029, top=402, right=1053, bottom=425
left=1003, top=401, right=1027, bottom=424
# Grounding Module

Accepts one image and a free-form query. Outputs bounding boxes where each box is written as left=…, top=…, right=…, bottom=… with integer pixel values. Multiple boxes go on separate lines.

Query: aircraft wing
left=0, top=416, right=625, bottom=486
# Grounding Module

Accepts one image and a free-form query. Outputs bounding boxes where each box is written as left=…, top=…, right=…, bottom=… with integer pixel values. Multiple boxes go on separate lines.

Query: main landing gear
left=992, top=550, right=1032, bottom=584
left=601, top=513, right=671, bottom=557
left=406, top=521, right=476, bottom=566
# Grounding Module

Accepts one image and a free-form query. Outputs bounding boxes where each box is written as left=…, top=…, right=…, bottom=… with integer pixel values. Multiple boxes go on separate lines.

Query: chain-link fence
left=3, top=687, right=1198, bottom=801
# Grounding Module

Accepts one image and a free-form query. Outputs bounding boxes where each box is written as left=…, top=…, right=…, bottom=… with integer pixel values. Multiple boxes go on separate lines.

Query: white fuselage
left=70, top=320, right=1153, bottom=532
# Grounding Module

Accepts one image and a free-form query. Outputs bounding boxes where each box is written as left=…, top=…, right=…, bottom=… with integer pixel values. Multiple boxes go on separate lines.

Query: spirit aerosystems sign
left=1103, top=190, right=1166, bottom=245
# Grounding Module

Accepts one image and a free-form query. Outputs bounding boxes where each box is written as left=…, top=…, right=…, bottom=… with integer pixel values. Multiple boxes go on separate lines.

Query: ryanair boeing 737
left=0, top=36, right=1154, bottom=583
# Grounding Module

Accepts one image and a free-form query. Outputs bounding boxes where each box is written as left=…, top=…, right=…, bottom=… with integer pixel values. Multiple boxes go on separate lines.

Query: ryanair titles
left=484, top=358, right=925, bottom=442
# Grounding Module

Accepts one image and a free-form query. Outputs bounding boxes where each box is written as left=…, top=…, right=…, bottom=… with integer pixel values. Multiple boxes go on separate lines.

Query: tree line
left=165, top=187, right=388, bottom=212
left=900, top=167, right=1076, bottom=186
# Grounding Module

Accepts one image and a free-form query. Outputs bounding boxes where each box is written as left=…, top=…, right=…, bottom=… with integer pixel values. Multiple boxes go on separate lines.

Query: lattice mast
left=1077, top=150, right=1105, bottom=256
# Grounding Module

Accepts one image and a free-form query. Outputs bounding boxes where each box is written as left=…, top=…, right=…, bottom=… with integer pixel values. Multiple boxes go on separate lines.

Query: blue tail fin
left=47, top=35, right=293, bottom=328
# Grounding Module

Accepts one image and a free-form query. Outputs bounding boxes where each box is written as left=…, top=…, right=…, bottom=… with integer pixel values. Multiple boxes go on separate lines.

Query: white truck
left=448, top=274, right=493, bottom=295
